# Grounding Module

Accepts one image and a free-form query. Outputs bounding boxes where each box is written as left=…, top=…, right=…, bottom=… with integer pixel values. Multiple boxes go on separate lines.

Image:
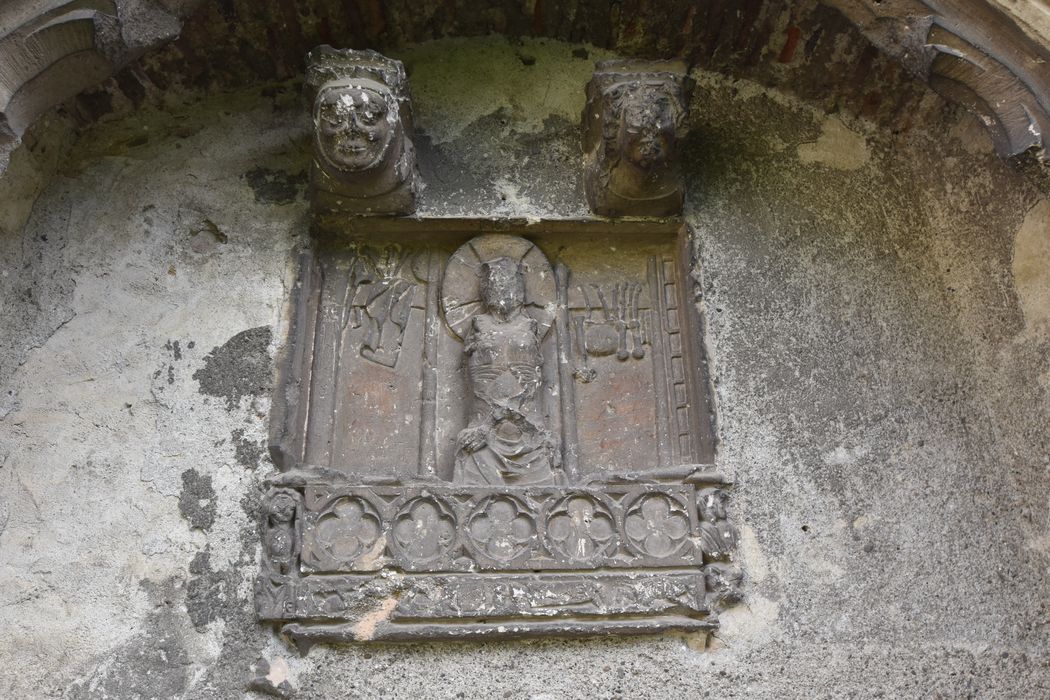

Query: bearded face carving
left=306, top=46, right=420, bottom=217
left=619, top=89, right=676, bottom=171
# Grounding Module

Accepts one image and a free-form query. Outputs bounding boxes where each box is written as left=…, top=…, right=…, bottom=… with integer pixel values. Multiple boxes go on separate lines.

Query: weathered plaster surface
left=1014, top=199, right=1050, bottom=330
left=0, top=37, right=1048, bottom=698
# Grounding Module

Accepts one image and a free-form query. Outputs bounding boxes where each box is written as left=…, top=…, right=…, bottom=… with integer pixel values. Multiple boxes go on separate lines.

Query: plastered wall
left=0, top=37, right=1048, bottom=699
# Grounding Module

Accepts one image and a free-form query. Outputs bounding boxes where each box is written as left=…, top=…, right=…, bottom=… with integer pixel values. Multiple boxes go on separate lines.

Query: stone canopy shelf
left=256, top=48, right=741, bottom=650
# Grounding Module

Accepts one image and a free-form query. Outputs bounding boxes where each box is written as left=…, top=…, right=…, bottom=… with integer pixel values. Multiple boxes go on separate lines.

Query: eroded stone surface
left=582, top=60, right=691, bottom=216
left=193, top=326, right=274, bottom=411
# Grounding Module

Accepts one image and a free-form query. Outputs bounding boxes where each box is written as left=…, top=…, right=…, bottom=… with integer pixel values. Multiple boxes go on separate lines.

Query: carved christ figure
left=455, top=257, right=561, bottom=485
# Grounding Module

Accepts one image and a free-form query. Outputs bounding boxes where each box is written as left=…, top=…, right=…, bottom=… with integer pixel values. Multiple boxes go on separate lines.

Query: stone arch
left=0, top=0, right=184, bottom=172
left=834, top=0, right=1050, bottom=158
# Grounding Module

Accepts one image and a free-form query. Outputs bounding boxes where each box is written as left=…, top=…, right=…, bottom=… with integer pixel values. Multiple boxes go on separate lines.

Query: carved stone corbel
left=581, top=60, right=693, bottom=218
left=305, top=46, right=420, bottom=217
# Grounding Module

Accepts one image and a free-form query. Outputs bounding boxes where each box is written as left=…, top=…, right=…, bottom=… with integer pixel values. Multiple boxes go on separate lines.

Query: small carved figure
left=703, top=563, right=743, bottom=608
left=343, top=245, right=419, bottom=368
left=263, top=488, right=302, bottom=576
left=582, top=60, right=692, bottom=217
left=441, top=236, right=561, bottom=486
left=360, top=278, right=415, bottom=366
left=697, top=487, right=739, bottom=562
left=305, top=46, right=420, bottom=215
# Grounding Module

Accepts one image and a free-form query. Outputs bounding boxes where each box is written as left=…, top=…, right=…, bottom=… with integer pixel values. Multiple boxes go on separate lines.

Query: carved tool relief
left=570, top=281, right=649, bottom=382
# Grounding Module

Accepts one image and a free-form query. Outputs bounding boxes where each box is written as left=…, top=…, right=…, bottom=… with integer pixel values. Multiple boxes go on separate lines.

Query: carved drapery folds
left=582, top=60, right=693, bottom=217
left=441, top=236, right=561, bottom=486
left=305, top=46, right=420, bottom=217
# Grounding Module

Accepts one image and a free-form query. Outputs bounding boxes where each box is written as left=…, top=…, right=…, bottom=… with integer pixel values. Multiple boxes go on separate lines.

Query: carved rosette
left=300, top=495, right=382, bottom=572
left=390, top=496, right=457, bottom=565
left=623, top=493, right=692, bottom=558
left=545, top=494, right=618, bottom=563
left=466, top=495, right=537, bottom=563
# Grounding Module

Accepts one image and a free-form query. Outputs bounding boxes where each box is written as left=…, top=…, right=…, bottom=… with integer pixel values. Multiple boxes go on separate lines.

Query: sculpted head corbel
left=582, top=60, right=692, bottom=217
left=305, top=46, right=420, bottom=216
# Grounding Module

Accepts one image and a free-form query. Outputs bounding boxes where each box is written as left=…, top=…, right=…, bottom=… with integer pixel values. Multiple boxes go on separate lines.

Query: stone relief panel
left=262, top=221, right=736, bottom=648
left=582, top=60, right=693, bottom=217
left=257, top=47, right=736, bottom=649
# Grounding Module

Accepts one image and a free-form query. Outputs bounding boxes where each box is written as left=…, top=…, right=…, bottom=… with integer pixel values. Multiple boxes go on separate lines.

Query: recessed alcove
left=0, top=12, right=1048, bottom=697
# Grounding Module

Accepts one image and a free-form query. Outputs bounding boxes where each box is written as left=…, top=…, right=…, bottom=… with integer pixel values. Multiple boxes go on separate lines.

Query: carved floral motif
left=546, top=494, right=617, bottom=563
left=302, top=496, right=381, bottom=571
left=466, top=495, right=536, bottom=561
left=624, top=493, right=691, bottom=558
left=258, top=480, right=741, bottom=641
left=391, top=497, right=456, bottom=562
